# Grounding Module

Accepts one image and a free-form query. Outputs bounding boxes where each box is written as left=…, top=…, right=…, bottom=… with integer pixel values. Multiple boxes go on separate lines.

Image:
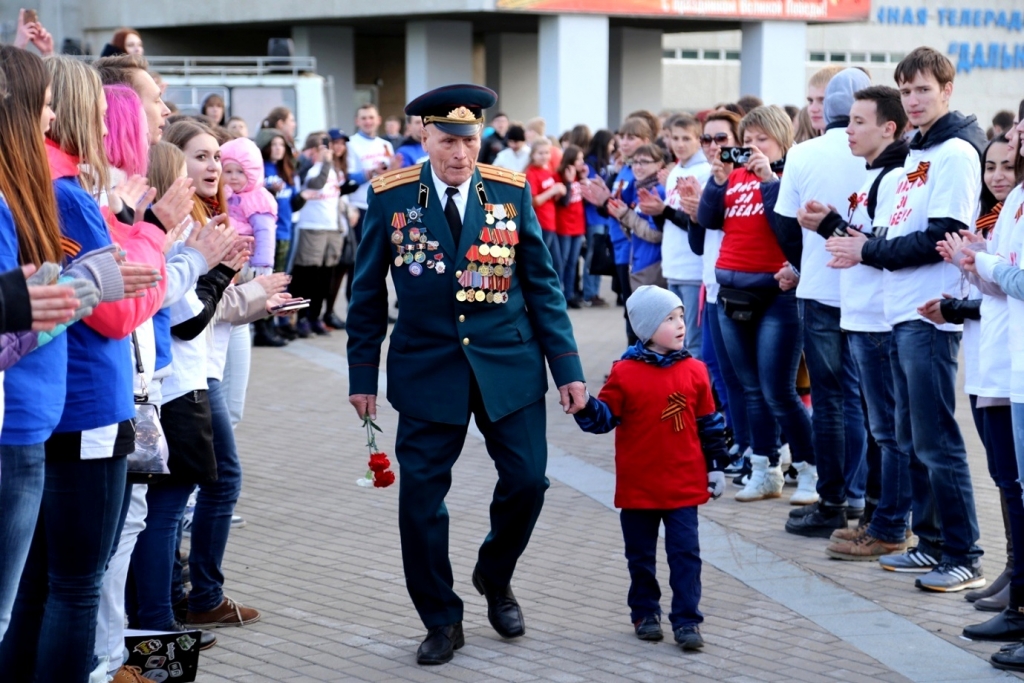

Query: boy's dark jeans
left=620, top=506, right=702, bottom=631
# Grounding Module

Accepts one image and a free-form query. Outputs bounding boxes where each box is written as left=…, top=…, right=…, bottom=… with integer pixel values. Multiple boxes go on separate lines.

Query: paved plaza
left=191, top=293, right=1024, bottom=682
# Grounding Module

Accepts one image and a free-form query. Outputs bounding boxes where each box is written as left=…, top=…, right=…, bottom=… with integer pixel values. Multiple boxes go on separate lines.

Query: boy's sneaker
left=231, top=515, right=247, bottom=529
left=915, top=562, right=985, bottom=593
left=633, top=615, right=663, bottom=641
left=827, top=533, right=907, bottom=561
left=673, top=625, right=704, bottom=651
left=879, top=547, right=939, bottom=573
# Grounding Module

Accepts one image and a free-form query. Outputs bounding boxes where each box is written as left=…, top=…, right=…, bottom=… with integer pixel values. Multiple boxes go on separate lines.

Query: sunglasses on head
left=700, top=133, right=730, bottom=146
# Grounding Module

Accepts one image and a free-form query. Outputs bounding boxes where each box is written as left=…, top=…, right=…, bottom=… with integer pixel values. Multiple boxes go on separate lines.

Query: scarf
left=200, top=194, right=221, bottom=219
left=620, top=341, right=691, bottom=368
left=976, top=201, right=1003, bottom=237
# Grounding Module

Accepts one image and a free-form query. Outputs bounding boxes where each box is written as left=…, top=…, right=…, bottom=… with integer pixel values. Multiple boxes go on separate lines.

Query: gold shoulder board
left=477, top=163, right=526, bottom=189
left=371, top=163, right=423, bottom=193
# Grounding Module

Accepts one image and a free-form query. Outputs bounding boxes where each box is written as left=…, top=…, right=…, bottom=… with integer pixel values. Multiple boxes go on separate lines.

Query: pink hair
left=103, top=84, right=148, bottom=177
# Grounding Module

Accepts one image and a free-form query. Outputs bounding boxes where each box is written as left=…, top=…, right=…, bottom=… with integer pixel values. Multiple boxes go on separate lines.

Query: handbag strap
left=131, top=331, right=149, bottom=403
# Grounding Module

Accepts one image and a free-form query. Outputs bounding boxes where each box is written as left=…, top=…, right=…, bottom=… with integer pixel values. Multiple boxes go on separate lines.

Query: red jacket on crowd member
left=555, top=179, right=585, bottom=237
left=526, top=165, right=559, bottom=233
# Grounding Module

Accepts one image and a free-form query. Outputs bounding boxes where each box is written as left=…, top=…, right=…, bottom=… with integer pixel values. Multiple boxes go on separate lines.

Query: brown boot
left=185, top=596, right=261, bottom=628
left=830, top=525, right=867, bottom=542
left=827, top=533, right=907, bottom=561
left=112, top=666, right=148, bottom=683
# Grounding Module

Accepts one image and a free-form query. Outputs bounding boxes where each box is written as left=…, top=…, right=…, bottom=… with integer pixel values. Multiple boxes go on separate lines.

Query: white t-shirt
left=838, top=166, right=900, bottom=332
left=881, top=137, right=979, bottom=330
left=296, top=164, right=341, bottom=231
left=493, top=146, right=531, bottom=173
left=347, top=133, right=394, bottom=210
left=971, top=196, right=1017, bottom=399
left=662, top=153, right=711, bottom=283
left=776, top=128, right=868, bottom=307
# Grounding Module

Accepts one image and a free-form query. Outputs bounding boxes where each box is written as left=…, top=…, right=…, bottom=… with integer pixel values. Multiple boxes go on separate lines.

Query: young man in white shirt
left=800, top=86, right=912, bottom=561
left=776, top=68, right=871, bottom=524
left=826, top=47, right=987, bottom=591
left=347, top=104, right=395, bottom=238
left=492, top=125, right=530, bottom=173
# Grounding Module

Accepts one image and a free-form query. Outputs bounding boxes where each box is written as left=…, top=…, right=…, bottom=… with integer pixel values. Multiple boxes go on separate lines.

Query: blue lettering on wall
left=949, top=42, right=1024, bottom=73
left=882, top=6, right=1023, bottom=32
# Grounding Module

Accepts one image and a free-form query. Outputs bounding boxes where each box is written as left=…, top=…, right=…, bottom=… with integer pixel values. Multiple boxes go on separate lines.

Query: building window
left=870, top=53, right=887, bottom=63
left=680, top=49, right=699, bottom=59
left=810, top=52, right=826, bottom=62
left=725, top=50, right=741, bottom=61
left=704, top=49, right=721, bottom=60
left=850, top=52, right=866, bottom=63
left=890, top=52, right=905, bottom=62
left=829, top=53, right=848, bottom=62
left=662, top=49, right=678, bottom=59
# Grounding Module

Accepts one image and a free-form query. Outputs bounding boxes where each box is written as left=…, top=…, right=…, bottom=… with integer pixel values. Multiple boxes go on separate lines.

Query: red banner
left=496, top=0, right=870, bottom=22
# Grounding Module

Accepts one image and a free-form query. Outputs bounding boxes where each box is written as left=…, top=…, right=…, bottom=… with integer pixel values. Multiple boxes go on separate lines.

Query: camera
left=720, top=147, right=753, bottom=165
left=321, top=136, right=331, bottom=147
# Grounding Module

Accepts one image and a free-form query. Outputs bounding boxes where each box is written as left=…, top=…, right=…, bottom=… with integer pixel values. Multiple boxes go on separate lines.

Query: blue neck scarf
left=620, top=341, right=691, bottom=368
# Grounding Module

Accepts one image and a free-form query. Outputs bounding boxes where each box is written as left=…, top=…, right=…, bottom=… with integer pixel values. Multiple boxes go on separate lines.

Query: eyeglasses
left=700, top=133, right=730, bottom=146
left=631, top=158, right=656, bottom=166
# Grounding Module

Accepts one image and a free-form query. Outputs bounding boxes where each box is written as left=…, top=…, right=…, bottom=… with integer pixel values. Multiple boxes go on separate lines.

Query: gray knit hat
left=626, top=285, right=683, bottom=344
left=824, top=68, right=872, bottom=126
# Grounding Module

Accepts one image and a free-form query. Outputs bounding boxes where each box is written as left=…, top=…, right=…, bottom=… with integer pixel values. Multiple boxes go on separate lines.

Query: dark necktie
left=444, top=187, right=462, bottom=245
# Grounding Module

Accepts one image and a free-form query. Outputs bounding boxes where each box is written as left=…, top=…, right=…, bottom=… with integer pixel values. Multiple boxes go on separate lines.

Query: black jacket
left=860, top=111, right=986, bottom=272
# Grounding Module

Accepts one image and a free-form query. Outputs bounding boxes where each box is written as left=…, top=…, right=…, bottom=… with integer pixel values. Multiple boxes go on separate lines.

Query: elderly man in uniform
left=346, top=84, right=587, bottom=665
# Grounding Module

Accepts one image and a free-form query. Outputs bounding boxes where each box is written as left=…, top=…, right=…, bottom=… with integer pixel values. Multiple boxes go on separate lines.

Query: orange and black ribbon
left=60, top=236, right=81, bottom=259
left=1016, top=203, right=1023, bottom=221
left=661, top=392, right=688, bottom=432
left=975, top=201, right=1003, bottom=235
left=847, top=192, right=860, bottom=217
left=907, top=161, right=930, bottom=185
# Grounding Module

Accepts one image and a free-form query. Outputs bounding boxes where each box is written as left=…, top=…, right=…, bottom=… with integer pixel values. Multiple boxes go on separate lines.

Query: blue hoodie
left=609, top=165, right=635, bottom=265
left=265, top=160, right=296, bottom=243
left=0, top=199, right=68, bottom=445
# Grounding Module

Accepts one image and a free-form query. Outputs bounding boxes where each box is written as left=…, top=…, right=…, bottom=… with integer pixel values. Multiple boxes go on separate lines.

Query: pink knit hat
left=220, top=136, right=277, bottom=218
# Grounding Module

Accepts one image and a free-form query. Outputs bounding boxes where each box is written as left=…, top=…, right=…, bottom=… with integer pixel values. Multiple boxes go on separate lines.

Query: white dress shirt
left=430, top=165, right=472, bottom=222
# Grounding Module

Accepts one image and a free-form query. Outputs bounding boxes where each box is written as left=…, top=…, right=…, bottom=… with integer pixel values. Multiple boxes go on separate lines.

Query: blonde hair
left=147, top=142, right=186, bottom=200
left=45, top=55, right=109, bottom=195
left=808, top=65, right=845, bottom=90
left=739, top=105, right=795, bottom=155
left=526, top=117, right=546, bottom=135
left=793, top=106, right=818, bottom=143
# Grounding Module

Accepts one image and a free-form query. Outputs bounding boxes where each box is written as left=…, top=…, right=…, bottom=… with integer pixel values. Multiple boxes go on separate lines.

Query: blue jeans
left=802, top=300, right=867, bottom=506
left=582, top=224, right=604, bottom=300
left=668, top=282, right=703, bottom=360
left=130, top=483, right=194, bottom=628
left=620, top=506, right=702, bottom=630
left=188, top=378, right=243, bottom=613
left=706, top=301, right=749, bottom=453
left=0, top=455, right=127, bottom=682
left=0, top=443, right=45, bottom=640
left=971, top=398, right=1024, bottom=586
left=557, top=234, right=583, bottom=302
left=849, top=332, right=910, bottom=543
left=717, top=290, right=813, bottom=465
left=542, top=230, right=564, bottom=289
left=891, top=321, right=981, bottom=564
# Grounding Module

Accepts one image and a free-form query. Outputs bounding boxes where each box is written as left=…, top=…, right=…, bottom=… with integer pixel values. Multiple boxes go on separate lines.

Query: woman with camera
left=697, top=105, right=814, bottom=503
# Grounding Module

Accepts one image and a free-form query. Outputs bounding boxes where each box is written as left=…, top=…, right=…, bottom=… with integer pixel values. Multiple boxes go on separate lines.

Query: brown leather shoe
left=830, top=525, right=867, bottom=542
left=185, top=596, right=261, bottom=628
left=826, top=533, right=907, bottom=561
left=112, top=666, right=148, bottom=683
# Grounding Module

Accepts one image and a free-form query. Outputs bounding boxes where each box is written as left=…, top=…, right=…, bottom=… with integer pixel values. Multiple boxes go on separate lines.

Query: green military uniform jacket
left=347, top=162, right=585, bottom=425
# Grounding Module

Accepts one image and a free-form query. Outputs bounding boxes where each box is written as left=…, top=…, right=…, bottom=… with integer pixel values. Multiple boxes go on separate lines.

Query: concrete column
left=608, top=27, right=662, bottom=128
left=293, top=26, right=356, bottom=129
left=538, top=15, right=608, bottom=135
left=406, top=21, right=474, bottom=102
left=484, top=33, right=539, bottom=123
left=740, top=21, right=807, bottom=107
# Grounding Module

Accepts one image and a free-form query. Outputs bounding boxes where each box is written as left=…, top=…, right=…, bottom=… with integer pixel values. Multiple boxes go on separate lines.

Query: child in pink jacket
left=221, top=137, right=278, bottom=276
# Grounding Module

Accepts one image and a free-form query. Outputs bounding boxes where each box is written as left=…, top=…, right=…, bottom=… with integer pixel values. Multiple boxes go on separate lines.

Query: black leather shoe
left=963, top=608, right=1024, bottom=642
left=323, top=313, right=346, bottom=330
left=416, top=622, right=464, bottom=665
left=991, top=642, right=1024, bottom=672
left=968, top=566, right=1012, bottom=603
left=472, top=567, right=525, bottom=638
left=977, top=584, right=1012, bottom=612
left=785, top=505, right=847, bottom=538
left=789, top=501, right=820, bottom=518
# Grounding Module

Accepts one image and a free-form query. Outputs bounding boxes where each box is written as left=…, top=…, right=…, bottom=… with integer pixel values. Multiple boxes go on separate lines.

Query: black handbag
left=718, top=286, right=779, bottom=322
left=588, top=231, right=617, bottom=276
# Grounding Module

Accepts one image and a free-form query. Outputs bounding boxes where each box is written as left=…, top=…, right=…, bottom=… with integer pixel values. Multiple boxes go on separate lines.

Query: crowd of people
left=2, top=5, right=1024, bottom=678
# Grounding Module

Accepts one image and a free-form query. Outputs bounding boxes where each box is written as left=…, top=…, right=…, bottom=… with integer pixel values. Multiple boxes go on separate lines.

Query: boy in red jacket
left=575, top=285, right=728, bottom=650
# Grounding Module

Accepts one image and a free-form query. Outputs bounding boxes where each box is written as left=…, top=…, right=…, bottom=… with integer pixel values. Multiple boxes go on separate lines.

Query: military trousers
left=394, top=375, right=549, bottom=629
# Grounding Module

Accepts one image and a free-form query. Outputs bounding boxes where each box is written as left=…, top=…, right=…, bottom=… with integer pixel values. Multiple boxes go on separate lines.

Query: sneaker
left=633, top=615, right=663, bottom=641
left=783, top=465, right=799, bottom=485
left=673, top=625, right=704, bottom=651
left=789, top=500, right=819, bottom=519
left=879, top=547, right=939, bottom=573
left=730, top=455, right=752, bottom=486
left=231, top=514, right=247, bottom=529
left=181, top=515, right=193, bottom=538
left=185, top=596, right=261, bottom=628
left=788, top=462, right=819, bottom=506
left=735, top=455, right=783, bottom=502
left=785, top=504, right=847, bottom=538
left=915, top=562, right=985, bottom=593
left=778, top=443, right=792, bottom=470
left=827, top=533, right=908, bottom=561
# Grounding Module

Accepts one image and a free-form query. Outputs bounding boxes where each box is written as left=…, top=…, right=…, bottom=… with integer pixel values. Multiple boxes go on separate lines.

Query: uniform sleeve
left=346, top=187, right=392, bottom=396
left=515, top=182, right=585, bottom=387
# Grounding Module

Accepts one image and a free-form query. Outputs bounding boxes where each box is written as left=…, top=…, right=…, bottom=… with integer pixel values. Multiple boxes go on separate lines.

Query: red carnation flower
left=373, top=469, right=396, bottom=488
left=368, top=452, right=391, bottom=473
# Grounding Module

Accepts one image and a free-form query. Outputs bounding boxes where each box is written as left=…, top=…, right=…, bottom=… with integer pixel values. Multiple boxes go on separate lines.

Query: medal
left=506, top=220, right=517, bottom=231
left=414, top=251, right=426, bottom=263
left=427, top=260, right=435, bottom=269
left=436, top=261, right=446, bottom=274
left=409, top=262, right=423, bottom=277
left=403, top=252, right=414, bottom=264
left=407, top=207, right=422, bottom=222
left=391, top=230, right=404, bottom=244
left=419, top=233, right=428, bottom=244
left=475, top=290, right=486, bottom=302
left=494, top=264, right=505, bottom=277
left=486, top=292, right=494, bottom=303
left=427, top=240, right=439, bottom=251
left=456, top=290, right=467, bottom=302
left=485, top=213, right=495, bottom=225
left=479, top=244, right=490, bottom=257
left=394, top=255, right=404, bottom=267
left=479, top=264, right=492, bottom=277
left=466, top=288, right=475, bottom=302
left=493, top=204, right=507, bottom=220
left=391, top=212, right=407, bottom=229
left=468, top=263, right=478, bottom=272
left=409, top=227, right=421, bottom=241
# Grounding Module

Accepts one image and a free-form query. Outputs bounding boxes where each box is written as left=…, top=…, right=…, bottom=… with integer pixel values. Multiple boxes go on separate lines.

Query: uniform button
left=459, top=315, right=466, bottom=323
left=462, top=337, right=470, bottom=346
left=455, top=270, right=463, bottom=278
